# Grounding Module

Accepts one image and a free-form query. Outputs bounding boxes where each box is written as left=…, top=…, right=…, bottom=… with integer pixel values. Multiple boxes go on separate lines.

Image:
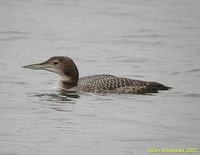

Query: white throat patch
left=60, top=76, right=71, bottom=82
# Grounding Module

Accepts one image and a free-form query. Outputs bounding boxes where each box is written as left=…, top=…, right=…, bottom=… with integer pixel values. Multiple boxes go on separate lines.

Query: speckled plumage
left=78, top=74, right=169, bottom=94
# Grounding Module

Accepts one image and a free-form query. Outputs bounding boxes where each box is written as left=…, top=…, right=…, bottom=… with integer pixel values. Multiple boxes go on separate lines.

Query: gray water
left=0, top=0, right=200, bottom=154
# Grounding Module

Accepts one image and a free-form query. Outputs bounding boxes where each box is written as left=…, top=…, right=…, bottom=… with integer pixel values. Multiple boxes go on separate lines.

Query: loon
left=23, top=56, right=171, bottom=94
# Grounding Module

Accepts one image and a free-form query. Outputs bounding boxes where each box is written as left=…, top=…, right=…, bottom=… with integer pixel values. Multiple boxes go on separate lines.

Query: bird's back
left=78, top=74, right=170, bottom=94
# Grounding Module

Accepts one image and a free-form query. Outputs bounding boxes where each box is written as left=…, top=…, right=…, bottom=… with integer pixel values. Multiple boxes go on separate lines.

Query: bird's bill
left=22, top=61, right=48, bottom=70
left=22, top=61, right=60, bottom=74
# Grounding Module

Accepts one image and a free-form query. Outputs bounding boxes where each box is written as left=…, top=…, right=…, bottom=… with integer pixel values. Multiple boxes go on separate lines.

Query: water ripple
left=182, top=93, right=200, bottom=98
left=185, top=68, right=200, bottom=73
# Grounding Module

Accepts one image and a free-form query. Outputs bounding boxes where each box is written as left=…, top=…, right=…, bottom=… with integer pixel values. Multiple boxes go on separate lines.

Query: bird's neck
left=58, top=66, right=79, bottom=92
left=58, top=79, right=77, bottom=92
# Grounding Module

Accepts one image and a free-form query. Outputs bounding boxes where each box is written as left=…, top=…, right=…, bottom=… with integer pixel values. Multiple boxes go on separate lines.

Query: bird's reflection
left=33, top=90, right=79, bottom=101
left=29, top=90, right=80, bottom=112
left=29, top=89, right=80, bottom=112
left=59, top=89, right=80, bottom=99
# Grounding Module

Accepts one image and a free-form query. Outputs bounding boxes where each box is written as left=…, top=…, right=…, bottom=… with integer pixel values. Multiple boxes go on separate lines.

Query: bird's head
left=23, top=56, right=79, bottom=83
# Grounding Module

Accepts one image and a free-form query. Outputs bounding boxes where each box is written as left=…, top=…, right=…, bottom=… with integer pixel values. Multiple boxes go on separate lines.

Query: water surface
left=0, top=0, right=200, bottom=154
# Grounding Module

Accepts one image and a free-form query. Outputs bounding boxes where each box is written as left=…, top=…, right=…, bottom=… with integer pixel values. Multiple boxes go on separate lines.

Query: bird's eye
left=53, top=61, right=58, bottom=65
